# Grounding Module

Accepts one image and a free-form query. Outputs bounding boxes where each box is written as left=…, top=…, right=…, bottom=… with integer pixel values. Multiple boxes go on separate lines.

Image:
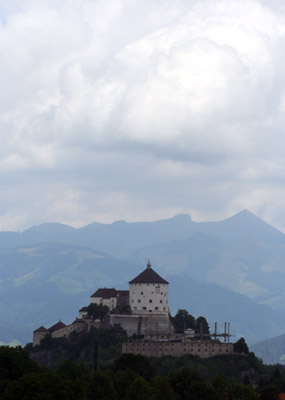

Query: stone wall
left=110, top=313, right=172, bottom=336
left=122, top=340, right=234, bottom=358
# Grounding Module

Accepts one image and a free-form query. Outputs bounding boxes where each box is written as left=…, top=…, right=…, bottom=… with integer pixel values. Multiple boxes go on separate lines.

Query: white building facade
left=90, top=288, right=117, bottom=310
left=129, top=261, right=169, bottom=315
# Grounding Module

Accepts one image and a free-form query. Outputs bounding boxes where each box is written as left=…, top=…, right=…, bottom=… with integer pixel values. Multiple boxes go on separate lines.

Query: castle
left=33, top=261, right=234, bottom=358
left=33, top=261, right=172, bottom=345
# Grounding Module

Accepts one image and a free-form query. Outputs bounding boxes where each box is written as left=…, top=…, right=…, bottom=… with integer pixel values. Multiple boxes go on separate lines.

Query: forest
left=1, top=326, right=285, bottom=400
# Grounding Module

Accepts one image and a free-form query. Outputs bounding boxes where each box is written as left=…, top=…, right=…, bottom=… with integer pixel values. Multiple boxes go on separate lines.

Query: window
left=134, top=306, right=137, bottom=310
left=163, top=307, right=166, bottom=310
left=155, top=307, right=159, bottom=310
left=160, top=300, right=163, bottom=303
left=138, top=299, right=141, bottom=303
left=141, top=292, right=143, bottom=295
left=132, top=299, right=134, bottom=303
left=149, top=299, right=152, bottom=303
left=143, top=307, right=146, bottom=310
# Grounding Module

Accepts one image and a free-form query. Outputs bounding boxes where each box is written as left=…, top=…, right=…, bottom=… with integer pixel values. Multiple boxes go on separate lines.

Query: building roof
left=129, top=261, right=169, bottom=284
left=117, top=290, right=129, bottom=297
left=91, top=288, right=117, bottom=299
left=48, top=321, right=66, bottom=332
left=34, top=326, right=48, bottom=333
left=79, top=306, right=88, bottom=312
left=73, top=318, right=87, bottom=324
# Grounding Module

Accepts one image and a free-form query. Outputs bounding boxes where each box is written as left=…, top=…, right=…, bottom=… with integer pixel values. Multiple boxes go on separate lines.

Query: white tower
left=129, top=260, right=169, bottom=315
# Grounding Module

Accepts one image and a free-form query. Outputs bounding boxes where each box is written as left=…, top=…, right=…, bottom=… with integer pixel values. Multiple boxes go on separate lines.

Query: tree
left=195, top=316, right=210, bottom=336
left=233, top=337, right=249, bottom=355
left=150, top=376, right=176, bottom=400
left=124, top=376, right=153, bottom=400
left=259, top=384, right=279, bottom=400
left=87, top=303, right=109, bottom=321
left=113, top=369, right=139, bottom=400
left=231, top=383, right=257, bottom=400
left=212, top=374, right=229, bottom=400
left=112, top=353, right=155, bottom=381
left=169, top=367, right=203, bottom=399
left=0, top=346, right=39, bottom=381
left=172, top=310, right=196, bottom=333
left=1, top=370, right=75, bottom=400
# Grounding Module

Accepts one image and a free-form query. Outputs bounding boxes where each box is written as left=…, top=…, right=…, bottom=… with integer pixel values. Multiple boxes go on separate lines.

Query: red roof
left=279, top=394, right=285, bottom=400
left=129, top=261, right=168, bottom=284
left=48, top=321, right=66, bottom=332
left=91, top=288, right=117, bottom=299
left=34, top=326, right=48, bottom=333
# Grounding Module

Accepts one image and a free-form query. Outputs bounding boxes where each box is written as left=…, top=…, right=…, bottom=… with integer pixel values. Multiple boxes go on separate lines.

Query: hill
left=1, top=210, right=285, bottom=345
left=250, top=334, right=285, bottom=365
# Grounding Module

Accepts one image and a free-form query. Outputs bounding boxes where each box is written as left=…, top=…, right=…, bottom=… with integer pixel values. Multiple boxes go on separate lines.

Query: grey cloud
left=1, top=0, right=285, bottom=231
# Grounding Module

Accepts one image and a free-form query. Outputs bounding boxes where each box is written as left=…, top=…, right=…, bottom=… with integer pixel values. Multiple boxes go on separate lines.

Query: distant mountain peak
left=165, top=214, right=192, bottom=222
left=25, top=222, right=75, bottom=233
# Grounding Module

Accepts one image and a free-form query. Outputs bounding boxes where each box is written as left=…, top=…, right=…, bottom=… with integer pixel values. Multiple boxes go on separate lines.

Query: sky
left=1, top=0, right=285, bottom=231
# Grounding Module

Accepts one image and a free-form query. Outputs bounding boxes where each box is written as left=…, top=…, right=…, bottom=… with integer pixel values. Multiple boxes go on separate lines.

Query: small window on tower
left=138, top=299, right=141, bottom=303
left=141, top=292, right=143, bottom=295
left=149, top=299, right=152, bottom=303
left=160, top=300, right=163, bottom=303
left=155, top=307, right=159, bottom=310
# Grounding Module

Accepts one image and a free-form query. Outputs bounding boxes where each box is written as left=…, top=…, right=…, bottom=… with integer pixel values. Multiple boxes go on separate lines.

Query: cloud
left=1, top=0, right=285, bottom=230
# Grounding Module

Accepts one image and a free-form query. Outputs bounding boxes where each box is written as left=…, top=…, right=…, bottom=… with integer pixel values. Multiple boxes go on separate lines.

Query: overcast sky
left=1, top=0, right=285, bottom=231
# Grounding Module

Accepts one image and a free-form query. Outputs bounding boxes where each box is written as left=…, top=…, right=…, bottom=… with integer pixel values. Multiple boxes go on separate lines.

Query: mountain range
left=1, top=209, right=285, bottom=348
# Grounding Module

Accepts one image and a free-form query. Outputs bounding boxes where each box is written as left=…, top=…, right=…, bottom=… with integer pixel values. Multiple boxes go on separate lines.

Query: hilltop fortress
left=33, top=261, right=234, bottom=358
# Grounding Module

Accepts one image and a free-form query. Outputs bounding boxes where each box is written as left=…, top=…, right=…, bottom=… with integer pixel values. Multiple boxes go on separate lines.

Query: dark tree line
left=171, top=309, right=210, bottom=335
left=1, top=345, right=285, bottom=400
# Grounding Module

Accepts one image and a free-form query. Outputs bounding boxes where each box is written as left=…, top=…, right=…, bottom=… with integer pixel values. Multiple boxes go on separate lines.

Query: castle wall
left=33, top=331, right=49, bottom=346
left=91, top=296, right=117, bottom=310
left=110, top=313, right=172, bottom=336
left=122, top=340, right=234, bottom=358
left=129, top=283, right=168, bottom=314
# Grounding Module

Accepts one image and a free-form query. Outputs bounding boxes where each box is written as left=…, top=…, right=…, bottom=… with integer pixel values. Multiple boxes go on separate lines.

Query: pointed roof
left=129, top=261, right=168, bottom=284
left=48, top=321, right=66, bottom=332
left=34, top=326, right=48, bottom=333
left=91, top=288, right=117, bottom=299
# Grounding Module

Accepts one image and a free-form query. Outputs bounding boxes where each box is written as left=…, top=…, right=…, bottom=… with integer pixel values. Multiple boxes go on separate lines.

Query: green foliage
left=150, top=376, right=176, bottom=400
left=231, top=383, right=257, bottom=400
left=89, top=371, right=117, bottom=400
left=172, top=309, right=196, bottom=333
left=124, top=376, right=153, bottom=400
left=195, top=316, right=210, bottom=335
left=259, top=383, right=280, bottom=400
left=0, top=346, right=39, bottom=381
left=112, top=353, right=155, bottom=381
left=1, top=370, right=75, bottom=400
left=29, top=327, right=125, bottom=370
left=113, top=369, right=139, bottom=400
left=3, top=344, right=285, bottom=400
left=234, top=337, right=249, bottom=355
left=87, top=303, right=109, bottom=321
